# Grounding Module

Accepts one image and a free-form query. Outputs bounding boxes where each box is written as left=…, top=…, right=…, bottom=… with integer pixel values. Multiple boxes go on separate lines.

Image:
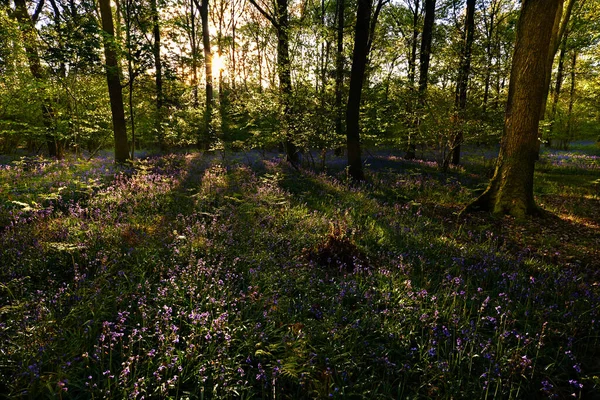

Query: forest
left=1, top=0, right=600, bottom=398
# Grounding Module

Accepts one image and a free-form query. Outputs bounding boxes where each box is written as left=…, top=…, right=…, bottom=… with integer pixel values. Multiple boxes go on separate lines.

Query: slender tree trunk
left=150, top=0, right=164, bottom=149
left=334, top=0, right=345, bottom=144
left=418, top=0, right=435, bottom=97
left=482, top=9, right=494, bottom=112
left=124, top=0, right=136, bottom=160
left=539, top=0, right=576, bottom=121
left=549, top=32, right=568, bottom=147
left=98, top=0, right=130, bottom=163
left=13, top=0, right=63, bottom=159
left=450, top=0, right=476, bottom=166
left=465, top=0, right=563, bottom=218
left=194, top=0, right=213, bottom=149
left=191, top=0, right=199, bottom=107
left=406, top=0, right=435, bottom=160
left=276, top=0, right=298, bottom=165
left=566, top=50, right=576, bottom=144
left=345, top=0, right=372, bottom=181
left=407, top=0, right=419, bottom=88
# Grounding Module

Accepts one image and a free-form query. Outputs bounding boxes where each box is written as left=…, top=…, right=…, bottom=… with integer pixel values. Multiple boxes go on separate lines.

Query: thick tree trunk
left=465, top=0, right=563, bottom=218
left=151, top=0, right=164, bottom=149
left=98, top=0, right=130, bottom=163
left=450, top=0, right=476, bottom=166
left=345, top=0, right=372, bottom=181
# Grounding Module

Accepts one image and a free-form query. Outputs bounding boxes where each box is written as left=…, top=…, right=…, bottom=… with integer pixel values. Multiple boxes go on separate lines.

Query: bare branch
left=32, top=0, right=45, bottom=23
left=248, top=0, right=277, bottom=27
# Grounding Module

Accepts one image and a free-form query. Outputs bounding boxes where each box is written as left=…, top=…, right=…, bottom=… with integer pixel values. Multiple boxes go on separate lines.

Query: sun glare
left=212, top=54, right=225, bottom=75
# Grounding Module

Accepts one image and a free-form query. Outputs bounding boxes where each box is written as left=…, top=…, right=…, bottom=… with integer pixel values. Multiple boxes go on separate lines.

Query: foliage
left=1, top=147, right=600, bottom=398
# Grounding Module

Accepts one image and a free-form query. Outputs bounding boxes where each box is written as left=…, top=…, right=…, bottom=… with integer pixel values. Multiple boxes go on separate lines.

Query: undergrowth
left=1, top=148, right=599, bottom=399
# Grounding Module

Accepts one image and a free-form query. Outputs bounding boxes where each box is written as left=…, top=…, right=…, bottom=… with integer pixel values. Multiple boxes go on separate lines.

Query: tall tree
left=450, top=0, right=476, bottom=166
left=13, top=0, right=63, bottom=158
left=405, top=0, right=435, bottom=159
left=98, top=0, right=130, bottom=163
left=192, top=0, right=214, bottom=149
left=248, top=0, right=298, bottom=165
left=346, top=0, right=388, bottom=180
left=334, top=0, right=345, bottom=140
left=150, top=0, right=164, bottom=149
left=345, top=0, right=371, bottom=181
left=465, top=0, right=564, bottom=218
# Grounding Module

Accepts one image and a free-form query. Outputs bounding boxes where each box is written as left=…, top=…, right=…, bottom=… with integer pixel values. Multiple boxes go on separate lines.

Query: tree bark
left=98, top=0, right=130, bottom=163
left=345, top=0, right=372, bottom=181
left=195, top=0, right=214, bottom=149
left=549, top=31, right=568, bottom=147
left=334, top=0, right=345, bottom=142
left=406, top=0, right=435, bottom=160
left=150, top=0, right=164, bottom=149
left=566, top=50, right=576, bottom=144
left=13, top=0, right=64, bottom=159
left=407, top=0, right=419, bottom=88
left=465, top=0, right=563, bottom=218
left=249, top=0, right=298, bottom=165
left=450, top=0, right=476, bottom=166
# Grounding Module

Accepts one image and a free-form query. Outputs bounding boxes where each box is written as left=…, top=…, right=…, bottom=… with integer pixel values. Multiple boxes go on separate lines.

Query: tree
left=248, top=0, right=298, bottom=165
left=192, top=0, right=214, bottom=149
left=345, top=0, right=371, bottom=181
left=150, top=0, right=164, bottom=149
left=334, top=0, right=345, bottom=141
left=465, top=0, right=564, bottom=218
left=405, top=0, right=434, bottom=159
left=449, top=0, right=476, bottom=166
left=345, top=0, right=389, bottom=180
left=98, top=0, right=130, bottom=163
left=12, top=0, right=64, bottom=158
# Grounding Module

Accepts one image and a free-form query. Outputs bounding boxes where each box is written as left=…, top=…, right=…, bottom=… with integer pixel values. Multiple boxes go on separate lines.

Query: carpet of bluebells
left=1, top=146, right=600, bottom=399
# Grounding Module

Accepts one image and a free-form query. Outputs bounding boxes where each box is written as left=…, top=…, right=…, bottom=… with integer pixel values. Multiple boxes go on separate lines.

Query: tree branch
left=248, top=0, right=278, bottom=28
left=367, top=0, right=389, bottom=54
left=555, top=0, right=577, bottom=54
left=32, top=0, right=45, bottom=23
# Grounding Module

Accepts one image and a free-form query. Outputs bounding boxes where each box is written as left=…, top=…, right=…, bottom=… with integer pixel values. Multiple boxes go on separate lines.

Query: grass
left=0, top=143, right=599, bottom=399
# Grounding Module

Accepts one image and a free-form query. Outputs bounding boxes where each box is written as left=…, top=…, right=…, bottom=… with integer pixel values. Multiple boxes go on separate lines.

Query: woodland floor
left=1, top=142, right=600, bottom=398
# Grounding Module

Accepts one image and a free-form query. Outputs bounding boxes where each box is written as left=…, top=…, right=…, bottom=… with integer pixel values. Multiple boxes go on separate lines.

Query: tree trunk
left=124, top=0, right=136, bottom=160
left=13, top=0, right=63, bottom=159
left=248, top=0, right=298, bottom=164
left=193, top=0, right=213, bottom=149
left=98, top=0, right=130, bottom=163
left=566, top=50, right=576, bottom=144
left=539, top=0, right=575, bottom=121
left=334, top=0, right=345, bottom=145
left=418, top=0, right=435, bottom=97
left=450, top=0, right=476, bottom=166
left=407, top=0, right=419, bottom=88
left=549, top=32, right=568, bottom=147
left=345, top=0, right=372, bottom=181
left=465, top=0, right=563, bottom=218
left=406, top=0, right=435, bottom=160
left=151, top=0, right=164, bottom=149
left=191, top=0, right=199, bottom=107
left=276, top=0, right=299, bottom=165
